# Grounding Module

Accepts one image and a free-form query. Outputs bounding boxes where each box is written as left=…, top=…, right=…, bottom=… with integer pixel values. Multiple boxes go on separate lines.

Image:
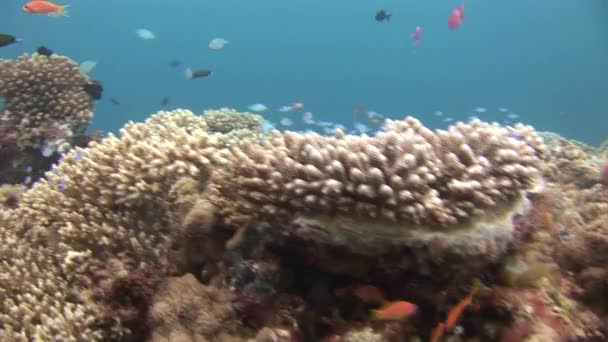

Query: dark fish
left=82, top=80, right=103, bottom=100
left=161, top=96, right=169, bottom=106
left=0, top=34, right=23, bottom=48
left=110, top=98, right=120, bottom=105
left=169, top=60, right=181, bottom=68
left=36, top=46, right=53, bottom=56
left=186, top=68, right=212, bottom=80
left=375, top=10, right=392, bottom=22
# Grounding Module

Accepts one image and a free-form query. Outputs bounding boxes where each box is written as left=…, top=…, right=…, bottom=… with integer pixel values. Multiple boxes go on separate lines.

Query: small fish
left=302, top=111, right=313, bottom=121
left=290, top=101, right=304, bottom=110
left=110, top=98, right=120, bottom=105
left=79, top=60, right=97, bottom=75
left=497, top=107, right=509, bottom=113
left=434, top=111, right=444, bottom=117
left=136, top=28, right=155, bottom=40
left=280, top=118, right=293, bottom=126
left=0, top=34, right=23, bottom=48
left=36, top=46, right=53, bottom=56
left=371, top=300, right=417, bottom=320
left=445, top=283, right=479, bottom=329
left=169, top=60, right=181, bottom=68
left=474, top=107, right=487, bottom=113
left=41, top=145, right=56, bottom=157
left=448, top=3, right=465, bottom=30
left=24, top=166, right=32, bottom=173
left=278, top=105, right=293, bottom=113
left=430, top=322, right=446, bottom=342
left=507, top=113, right=519, bottom=119
left=375, top=10, right=392, bottom=22
left=185, top=68, right=212, bottom=80
left=23, top=1, right=69, bottom=17
left=24, top=176, right=32, bottom=184
left=82, top=80, right=103, bottom=100
left=354, top=123, right=370, bottom=134
left=209, top=37, right=229, bottom=50
left=161, top=96, right=169, bottom=106
left=411, top=26, right=422, bottom=46
left=248, top=103, right=268, bottom=112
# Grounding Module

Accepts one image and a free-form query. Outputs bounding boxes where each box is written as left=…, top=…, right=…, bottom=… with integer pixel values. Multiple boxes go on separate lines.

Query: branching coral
left=0, top=109, right=222, bottom=340
left=210, top=117, right=544, bottom=270
left=0, top=110, right=549, bottom=340
left=202, top=107, right=263, bottom=134
left=0, top=53, right=94, bottom=150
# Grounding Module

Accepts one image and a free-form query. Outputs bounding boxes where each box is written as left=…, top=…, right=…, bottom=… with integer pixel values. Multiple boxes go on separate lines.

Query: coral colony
left=1, top=53, right=608, bottom=341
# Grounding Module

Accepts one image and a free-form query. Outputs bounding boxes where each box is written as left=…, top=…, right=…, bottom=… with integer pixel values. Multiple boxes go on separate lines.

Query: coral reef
left=0, top=110, right=221, bottom=340
left=0, top=53, right=99, bottom=185
left=210, top=117, right=544, bottom=279
left=2, top=106, right=608, bottom=342
left=0, top=53, right=94, bottom=150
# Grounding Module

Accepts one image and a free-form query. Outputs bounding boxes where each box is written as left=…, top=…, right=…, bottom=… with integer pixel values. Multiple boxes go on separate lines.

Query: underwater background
left=1, top=0, right=607, bottom=144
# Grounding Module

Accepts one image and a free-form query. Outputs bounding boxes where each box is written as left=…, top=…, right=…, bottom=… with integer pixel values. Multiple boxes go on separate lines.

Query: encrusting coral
left=0, top=53, right=94, bottom=150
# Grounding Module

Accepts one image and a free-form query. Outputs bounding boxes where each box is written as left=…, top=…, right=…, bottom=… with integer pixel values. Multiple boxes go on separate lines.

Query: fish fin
left=185, top=68, right=193, bottom=80
left=59, top=5, right=70, bottom=16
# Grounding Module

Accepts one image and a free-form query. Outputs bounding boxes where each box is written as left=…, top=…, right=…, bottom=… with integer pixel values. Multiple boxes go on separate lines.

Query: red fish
left=371, top=300, right=418, bottom=320
left=411, top=26, right=422, bottom=46
left=429, top=322, right=446, bottom=342
left=448, top=3, right=465, bottom=30
left=23, top=1, right=69, bottom=16
left=445, top=283, right=478, bottom=328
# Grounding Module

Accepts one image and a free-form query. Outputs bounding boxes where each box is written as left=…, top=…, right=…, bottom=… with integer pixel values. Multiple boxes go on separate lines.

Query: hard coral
left=0, top=109, right=221, bottom=340
left=212, top=117, right=544, bottom=274
left=0, top=53, right=94, bottom=149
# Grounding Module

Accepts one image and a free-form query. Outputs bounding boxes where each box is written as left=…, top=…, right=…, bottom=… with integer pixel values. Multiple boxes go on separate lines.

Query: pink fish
left=448, top=3, right=465, bottom=29
left=411, top=26, right=422, bottom=46
left=290, top=101, right=303, bottom=110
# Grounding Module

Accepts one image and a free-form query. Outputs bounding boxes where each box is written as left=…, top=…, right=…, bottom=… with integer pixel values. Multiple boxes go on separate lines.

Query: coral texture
left=215, top=117, right=543, bottom=228
left=0, top=110, right=220, bottom=340
left=0, top=53, right=94, bottom=149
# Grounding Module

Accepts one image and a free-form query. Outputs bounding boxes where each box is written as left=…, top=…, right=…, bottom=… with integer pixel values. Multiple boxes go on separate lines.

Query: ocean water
left=1, top=0, right=607, bottom=144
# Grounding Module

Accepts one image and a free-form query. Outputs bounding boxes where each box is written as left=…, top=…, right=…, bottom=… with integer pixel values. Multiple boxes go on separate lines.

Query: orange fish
left=429, top=322, right=446, bottom=342
left=23, top=1, right=69, bottom=16
left=445, top=283, right=479, bottom=329
left=371, top=300, right=417, bottom=320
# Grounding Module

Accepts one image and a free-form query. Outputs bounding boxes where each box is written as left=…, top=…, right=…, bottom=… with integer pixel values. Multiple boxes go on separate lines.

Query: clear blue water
left=1, top=0, right=607, bottom=144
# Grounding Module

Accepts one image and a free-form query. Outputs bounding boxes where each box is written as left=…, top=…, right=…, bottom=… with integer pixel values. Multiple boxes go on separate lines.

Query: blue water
left=1, top=0, right=607, bottom=144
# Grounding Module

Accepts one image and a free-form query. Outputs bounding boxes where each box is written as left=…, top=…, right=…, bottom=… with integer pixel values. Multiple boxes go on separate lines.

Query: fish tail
left=185, top=68, right=193, bottom=80
left=57, top=5, right=69, bottom=16
left=369, top=309, right=380, bottom=319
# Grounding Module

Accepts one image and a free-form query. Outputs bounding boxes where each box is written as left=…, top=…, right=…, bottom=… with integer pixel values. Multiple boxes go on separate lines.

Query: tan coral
left=214, top=117, right=543, bottom=228
left=206, top=117, right=544, bottom=273
left=0, top=53, right=94, bottom=149
left=202, top=107, right=263, bottom=134
left=0, top=109, right=221, bottom=340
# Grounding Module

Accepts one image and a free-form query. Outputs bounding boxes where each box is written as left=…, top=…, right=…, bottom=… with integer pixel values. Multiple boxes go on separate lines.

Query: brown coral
left=147, top=274, right=242, bottom=341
